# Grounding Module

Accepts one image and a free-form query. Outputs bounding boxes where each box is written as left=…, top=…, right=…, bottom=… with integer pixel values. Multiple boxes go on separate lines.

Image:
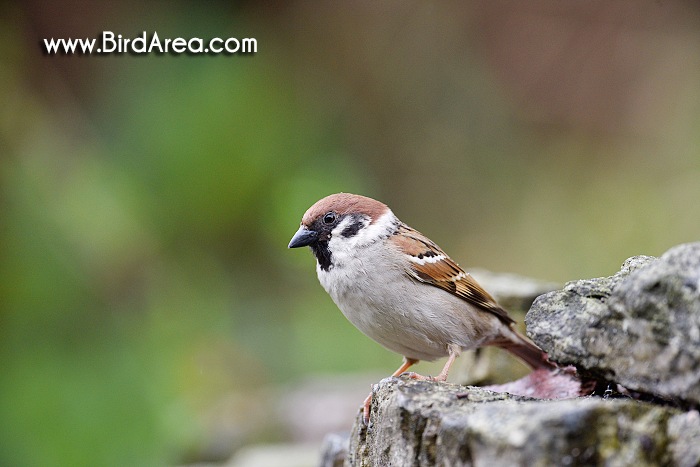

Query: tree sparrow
left=288, top=193, right=554, bottom=422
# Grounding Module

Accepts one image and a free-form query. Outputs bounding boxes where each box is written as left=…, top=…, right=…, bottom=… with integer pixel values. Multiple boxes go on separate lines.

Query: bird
left=288, top=193, right=554, bottom=422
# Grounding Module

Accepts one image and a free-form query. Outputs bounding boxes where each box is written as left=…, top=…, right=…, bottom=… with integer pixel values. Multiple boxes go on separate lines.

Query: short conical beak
left=288, top=226, right=318, bottom=248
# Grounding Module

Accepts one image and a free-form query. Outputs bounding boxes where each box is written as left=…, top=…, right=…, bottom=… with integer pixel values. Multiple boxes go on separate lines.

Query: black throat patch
left=310, top=242, right=333, bottom=271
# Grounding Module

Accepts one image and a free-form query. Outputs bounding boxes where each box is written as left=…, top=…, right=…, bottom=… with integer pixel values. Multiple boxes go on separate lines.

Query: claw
left=362, top=391, right=373, bottom=425
left=401, top=371, right=434, bottom=381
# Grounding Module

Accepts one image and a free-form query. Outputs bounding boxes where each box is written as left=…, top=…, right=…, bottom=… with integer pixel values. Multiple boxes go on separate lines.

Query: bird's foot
left=362, top=371, right=449, bottom=424
left=401, top=371, right=440, bottom=381
left=402, top=371, right=430, bottom=380
left=401, top=371, right=447, bottom=382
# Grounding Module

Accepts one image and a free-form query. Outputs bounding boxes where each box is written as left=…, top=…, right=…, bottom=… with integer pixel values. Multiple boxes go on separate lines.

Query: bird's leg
left=405, top=344, right=462, bottom=382
left=434, top=344, right=461, bottom=382
left=362, top=356, right=418, bottom=424
left=391, top=356, right=420, bottom=377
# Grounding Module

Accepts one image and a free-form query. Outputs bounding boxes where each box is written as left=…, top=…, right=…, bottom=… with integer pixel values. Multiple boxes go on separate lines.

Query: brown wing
left=391, top=224, right=515, bottom=325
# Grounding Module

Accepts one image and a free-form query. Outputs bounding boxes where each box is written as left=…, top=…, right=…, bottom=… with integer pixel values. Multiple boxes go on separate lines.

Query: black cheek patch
left=341, top=218, right=365, bottom=238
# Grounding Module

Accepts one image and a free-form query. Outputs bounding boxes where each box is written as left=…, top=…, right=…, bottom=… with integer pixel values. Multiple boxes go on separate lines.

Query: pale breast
left=317, top=241, right=503, bottom=361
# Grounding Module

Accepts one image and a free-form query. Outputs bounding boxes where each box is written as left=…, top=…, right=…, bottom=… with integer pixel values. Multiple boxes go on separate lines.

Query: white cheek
left=330, top=216, right=359, bottom=238
left=328, top=218, right=366, bottom=260
left=332, top=211, right=396, bottom=248
left=324, top=210, right=399, bottom=269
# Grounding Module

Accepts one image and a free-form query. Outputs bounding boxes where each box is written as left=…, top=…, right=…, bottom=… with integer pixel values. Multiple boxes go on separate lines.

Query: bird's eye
left=323, top=212, right=337, bottom=225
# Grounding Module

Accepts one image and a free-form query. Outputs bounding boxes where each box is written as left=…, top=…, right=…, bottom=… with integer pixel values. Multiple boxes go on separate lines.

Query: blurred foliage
left=1, top=1, right=700, bottom=465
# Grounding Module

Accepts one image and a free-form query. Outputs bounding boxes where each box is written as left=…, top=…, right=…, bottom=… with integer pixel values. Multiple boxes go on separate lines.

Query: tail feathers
left=495, top=329, right=556, bottom=370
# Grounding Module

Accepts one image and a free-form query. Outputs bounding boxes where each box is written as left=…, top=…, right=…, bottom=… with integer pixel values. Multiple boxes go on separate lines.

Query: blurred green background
left=2, top=1, right=700, bottom=465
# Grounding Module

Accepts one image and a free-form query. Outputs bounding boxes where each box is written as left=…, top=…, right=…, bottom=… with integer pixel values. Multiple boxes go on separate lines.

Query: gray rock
left=667, top=410, right=700, bottom=467
left=526, top=242, right=700, bottom=404
left=319, top=432, right=349, bottom=467
left=341, top=377, right=698, bottom=467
